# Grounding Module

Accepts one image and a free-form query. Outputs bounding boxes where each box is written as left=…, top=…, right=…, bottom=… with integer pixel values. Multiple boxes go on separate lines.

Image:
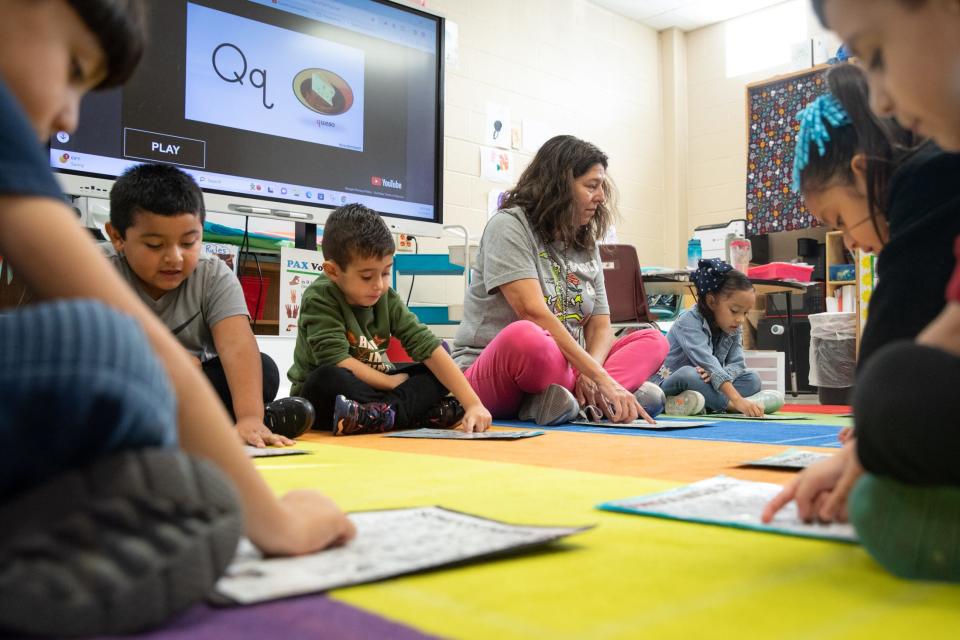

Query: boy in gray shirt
left=104, top=164, right=312, bottom=445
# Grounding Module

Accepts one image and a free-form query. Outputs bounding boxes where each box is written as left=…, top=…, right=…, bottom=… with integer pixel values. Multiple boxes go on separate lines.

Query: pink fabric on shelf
left=463, top=320, right=668, bottom=418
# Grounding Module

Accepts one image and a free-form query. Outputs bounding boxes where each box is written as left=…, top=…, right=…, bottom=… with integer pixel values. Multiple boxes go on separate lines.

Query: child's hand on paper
left=762, top=440, right=859, bottom=523
left=259, top=490, right=356, bottom=556
left=696, top=366, right=712, bottom=382
left=459, top=402, right=492, bottom=433
left=237, top=416, right=295, bottom=448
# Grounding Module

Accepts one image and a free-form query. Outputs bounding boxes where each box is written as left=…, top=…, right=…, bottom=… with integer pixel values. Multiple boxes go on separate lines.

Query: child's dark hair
left=322, top=204, right=395, bottom=268
left=110, top=163, right=205, bottom=237
left=694, top=267, right=754, bottom=332
left=812, top=0, right=926, bottom=27
left=65, top=0, right=147, bottom=88
left=797, top=63, right=915, bottom=232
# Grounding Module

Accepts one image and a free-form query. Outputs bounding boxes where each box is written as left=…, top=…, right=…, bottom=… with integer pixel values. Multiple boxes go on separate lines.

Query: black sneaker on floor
left=410, top=397, right=465, bottom=429
left=332, top=395, right=396, bottom=435
left=264, top=396, right=316, bottom=439
left=0, top=448, right=242, bottom=638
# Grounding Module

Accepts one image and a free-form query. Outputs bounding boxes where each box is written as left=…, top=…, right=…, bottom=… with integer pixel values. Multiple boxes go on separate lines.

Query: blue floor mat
left=494, top=418, right=843, bottom=448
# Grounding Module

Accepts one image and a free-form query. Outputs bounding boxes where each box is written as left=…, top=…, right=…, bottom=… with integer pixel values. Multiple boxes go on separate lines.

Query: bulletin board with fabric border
left=745, top=65, right=830, bottom=236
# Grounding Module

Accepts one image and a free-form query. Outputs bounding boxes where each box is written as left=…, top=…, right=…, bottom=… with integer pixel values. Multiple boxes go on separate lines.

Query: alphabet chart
left=598, top=476, right=856, bottom=542
left=742, top=449, right=832, bottom=470
left=384, top=428, right=545, bottom=440
left=215, top=507, right=590, bottom=604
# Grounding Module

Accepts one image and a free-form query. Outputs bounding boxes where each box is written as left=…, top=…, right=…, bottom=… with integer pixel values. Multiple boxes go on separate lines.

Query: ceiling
left=589, top=0, right=791, bottom=31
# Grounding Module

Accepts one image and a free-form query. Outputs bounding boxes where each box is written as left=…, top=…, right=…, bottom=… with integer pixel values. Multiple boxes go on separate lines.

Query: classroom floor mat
left=494, top=419, right=845, bottom=448
left=305, top=430, right=831, bottom=484
left=267, top=444, right=960, bottom=639
left=782, top=403, right=852, bottom=415
left=113, top=436, right=960, bottom=639
left=99, top=593, right=440, bottom=640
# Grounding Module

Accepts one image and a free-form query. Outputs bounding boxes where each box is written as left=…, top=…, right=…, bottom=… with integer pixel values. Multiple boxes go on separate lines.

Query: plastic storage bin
left=747, top=262, right=814, bottom=282
left=828, top=264, right=856, bottom=281
left=808, top=312, right=857, bottom=404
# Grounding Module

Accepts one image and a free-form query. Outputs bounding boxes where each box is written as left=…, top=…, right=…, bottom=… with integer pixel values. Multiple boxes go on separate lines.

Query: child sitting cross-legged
left=105, top=163, right=314, bottom=446
left=655, top=259, right=784, bottom=416
left=289, top=204, right=492, bottom=435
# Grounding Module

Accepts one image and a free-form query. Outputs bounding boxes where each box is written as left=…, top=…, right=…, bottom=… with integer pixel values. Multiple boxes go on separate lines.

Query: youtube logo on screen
left=371, top=175, right=402, bottom=190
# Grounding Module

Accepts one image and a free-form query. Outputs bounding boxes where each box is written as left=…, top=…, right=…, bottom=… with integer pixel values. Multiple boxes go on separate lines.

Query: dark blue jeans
left=659, top=365, right=761, bottom=412
left=0, top=300, right=177, bottom=502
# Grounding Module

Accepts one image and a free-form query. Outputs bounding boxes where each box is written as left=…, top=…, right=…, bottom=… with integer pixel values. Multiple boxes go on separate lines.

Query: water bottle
left=686, top=238, right=702, bottom=269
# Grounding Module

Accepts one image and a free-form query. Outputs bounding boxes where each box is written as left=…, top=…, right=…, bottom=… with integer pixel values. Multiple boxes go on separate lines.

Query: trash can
left=808, top=312, right=857, bottom=404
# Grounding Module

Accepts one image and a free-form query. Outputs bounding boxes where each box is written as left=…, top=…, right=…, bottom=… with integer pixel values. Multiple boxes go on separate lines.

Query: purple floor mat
left=92, top=593, right=443, bottom=640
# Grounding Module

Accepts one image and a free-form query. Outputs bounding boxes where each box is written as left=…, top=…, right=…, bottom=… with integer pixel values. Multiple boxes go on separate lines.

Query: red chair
left=599, top=244, right=656, bottom=332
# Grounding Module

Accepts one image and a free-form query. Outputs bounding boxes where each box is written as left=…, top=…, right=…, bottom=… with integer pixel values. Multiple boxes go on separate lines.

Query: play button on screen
left=124, top=128, right=206, bottom=168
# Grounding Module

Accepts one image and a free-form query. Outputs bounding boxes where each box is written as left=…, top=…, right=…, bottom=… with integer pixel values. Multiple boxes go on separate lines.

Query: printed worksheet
left=214, top=507, right=590, bottom=604
left=244, top=446, right=310, bottom=458
left=703, top=413, right=809, bottom=421
left=743, top=448, right=833, bottom=470
left=597, top=475, right=856, bottom=542
left=385, top=428, right=545, bottom=440
left=570, top=419, right=715, bottom=430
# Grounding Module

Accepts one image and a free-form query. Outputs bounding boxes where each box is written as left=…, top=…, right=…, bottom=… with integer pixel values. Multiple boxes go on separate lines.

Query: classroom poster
left=745, top=66, right=828, bottom=235
left=279, top=247, right=324, bottom=336
left=484, top=102, right=511, bottom=149
left=480, top=146, right=512, bottom=183
left=202, top=242, right=240, bottom=273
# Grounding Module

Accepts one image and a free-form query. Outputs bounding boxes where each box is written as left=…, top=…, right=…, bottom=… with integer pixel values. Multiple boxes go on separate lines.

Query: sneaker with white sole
left=332, top=395, right=396, bottom=435
left=518, top=384, right=580, bottom=425
left=744, top=389, right=785, bottom=414
left=0, top=448, right=242, bottom=638
left=634, top=382, right=666, bottom=419
left=664, top=390, right=706, bottom=416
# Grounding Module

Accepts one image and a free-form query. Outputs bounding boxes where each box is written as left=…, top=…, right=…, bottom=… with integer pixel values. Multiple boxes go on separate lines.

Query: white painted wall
left=402, top=0, right=666, bottom=311
left=683, top=0, right=841, bottom=252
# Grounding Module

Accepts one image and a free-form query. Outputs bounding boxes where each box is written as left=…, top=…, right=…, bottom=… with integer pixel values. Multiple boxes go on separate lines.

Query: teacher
left=452, top=135, right=669, bottom=424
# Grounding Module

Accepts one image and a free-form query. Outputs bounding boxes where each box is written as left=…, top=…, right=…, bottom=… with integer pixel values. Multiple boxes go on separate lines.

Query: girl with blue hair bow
left=654, top=259, right=784, bottom=416
left=790, top=63, right=960, bottom=367
left=765, top=57, right=960, bottom=583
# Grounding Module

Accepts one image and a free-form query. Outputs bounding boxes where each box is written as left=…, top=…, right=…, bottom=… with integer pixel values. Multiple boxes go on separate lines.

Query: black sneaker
left=332, top=395, right=396, bottom=435
left=264, top=396, right=316, bottom=439
left=410, top=397, right=465, bottom=429
left=0, top=448, right=242, bottom=638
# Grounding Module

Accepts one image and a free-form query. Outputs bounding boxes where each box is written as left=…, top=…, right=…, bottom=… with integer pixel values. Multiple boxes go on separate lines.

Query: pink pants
left=463, top=320, right=669, bottom=418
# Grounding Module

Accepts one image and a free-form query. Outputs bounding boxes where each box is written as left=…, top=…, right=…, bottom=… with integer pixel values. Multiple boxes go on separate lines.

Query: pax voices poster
left=279, top=247, right=324, bottom=336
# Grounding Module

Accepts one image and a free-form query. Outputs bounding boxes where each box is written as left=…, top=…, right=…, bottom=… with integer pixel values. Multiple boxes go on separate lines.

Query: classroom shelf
left=392, top=254, right=466, bottom=326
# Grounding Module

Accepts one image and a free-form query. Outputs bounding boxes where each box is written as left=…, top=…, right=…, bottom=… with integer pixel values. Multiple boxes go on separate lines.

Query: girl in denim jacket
left=655, top=259, right=784, bottom=416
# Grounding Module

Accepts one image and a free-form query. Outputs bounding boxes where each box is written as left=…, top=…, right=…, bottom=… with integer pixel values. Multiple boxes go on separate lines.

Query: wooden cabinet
left=238, top=256, right=281, bottom=336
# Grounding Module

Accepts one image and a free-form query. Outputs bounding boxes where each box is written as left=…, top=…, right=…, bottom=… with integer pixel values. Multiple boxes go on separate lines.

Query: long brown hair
left=501, top=135, right=616, bottom=252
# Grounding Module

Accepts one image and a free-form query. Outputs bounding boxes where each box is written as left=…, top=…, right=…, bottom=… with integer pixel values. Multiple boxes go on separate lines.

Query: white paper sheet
left=385, top=428, right=544, bottom=440
left=244, top=446, right=310, bottom=458
left=743, top=448, right=832, bottom=469
left=215, top=507, right=589, bottom=604
left=599, top=475, right=856, bottom=542
left=570, top=419, right=715, bottom=430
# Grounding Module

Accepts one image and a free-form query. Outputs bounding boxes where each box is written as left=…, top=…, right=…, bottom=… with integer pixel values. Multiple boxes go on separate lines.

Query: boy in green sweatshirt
left=288, top=204, right=492, bottom=435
